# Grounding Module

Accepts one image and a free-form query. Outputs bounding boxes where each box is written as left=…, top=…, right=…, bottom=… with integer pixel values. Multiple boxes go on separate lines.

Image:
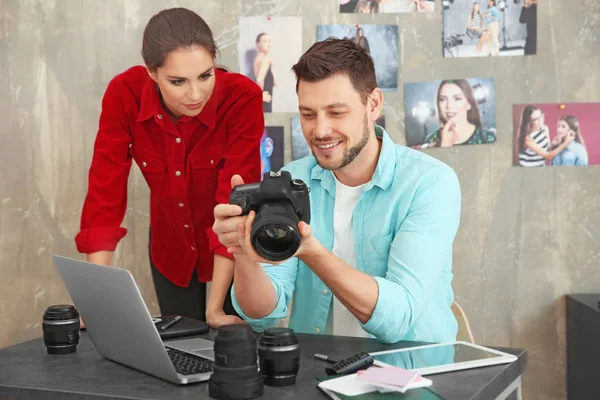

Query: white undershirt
left=325, top=173, right=370, bottom=338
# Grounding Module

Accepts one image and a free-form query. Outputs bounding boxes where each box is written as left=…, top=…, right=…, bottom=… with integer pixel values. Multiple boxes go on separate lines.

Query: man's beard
left=313, top=114, right=371, bottom=171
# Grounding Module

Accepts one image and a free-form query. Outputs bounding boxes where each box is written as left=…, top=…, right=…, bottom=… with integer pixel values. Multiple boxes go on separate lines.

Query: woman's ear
left=146, top=67, right=158, bottom=83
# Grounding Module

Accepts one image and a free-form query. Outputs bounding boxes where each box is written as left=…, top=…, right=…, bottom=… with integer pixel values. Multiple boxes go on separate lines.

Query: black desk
left=0, top=332, right=526, bottom=400
left=567, top=294, right=600, bottom=400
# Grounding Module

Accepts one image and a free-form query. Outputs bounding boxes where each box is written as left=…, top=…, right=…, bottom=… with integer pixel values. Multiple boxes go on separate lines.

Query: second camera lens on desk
left=42, top=304, right=80, bottom=355
left=258, top=328, right=300, bottom=386
left=208, top=324, right=263, bottom=400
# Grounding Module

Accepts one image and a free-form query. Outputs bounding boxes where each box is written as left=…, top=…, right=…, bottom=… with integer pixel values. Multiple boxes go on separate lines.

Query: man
left=213, top=38, right=461, bottom=344
left=519, top=0, right=537, bottom=55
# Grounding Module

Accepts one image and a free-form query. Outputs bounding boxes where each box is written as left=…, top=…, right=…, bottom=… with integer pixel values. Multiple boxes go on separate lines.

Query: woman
left=253, top=33, right=277, bottom=113
left=484, top=0, right=501, bottom=56
left=516, top=106, right=573, bottom=167
left=345, top=27, right=371, bottom=54
left=75, top=8, right=264, bottom=328
left=519, top=0, right=537, bottom=55
left=466, top=2, right=488, bottom=55
left=422, top=79, right=496, bottom=147
left=550, top=116, right=589, bottom=166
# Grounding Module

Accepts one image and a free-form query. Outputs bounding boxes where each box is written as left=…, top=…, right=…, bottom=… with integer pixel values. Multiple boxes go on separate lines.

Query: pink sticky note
left=357, top=366, right=420, bottom=388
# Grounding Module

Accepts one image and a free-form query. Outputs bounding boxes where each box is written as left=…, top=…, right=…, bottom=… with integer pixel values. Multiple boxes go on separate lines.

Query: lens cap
left=43, top=304, right=79, bottom=321
left=260, top=328, right=299, bottom=347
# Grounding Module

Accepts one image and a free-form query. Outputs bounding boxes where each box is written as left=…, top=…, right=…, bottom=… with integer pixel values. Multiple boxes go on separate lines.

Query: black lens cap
left=260, top=328, right=299, bottom=346
left=43, top=305, right=79, bottom=321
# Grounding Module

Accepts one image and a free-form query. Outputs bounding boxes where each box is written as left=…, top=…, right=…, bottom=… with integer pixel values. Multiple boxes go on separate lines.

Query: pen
left=160, top=315, right=182, bottom=331
left=314, top=353, right=338, bottom=364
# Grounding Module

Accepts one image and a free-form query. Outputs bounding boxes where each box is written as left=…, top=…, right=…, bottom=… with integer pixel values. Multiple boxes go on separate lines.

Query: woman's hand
left=262, top=91, right=272, bottom=103
left=440, top=120, right=457, bottom=147
left=206, top=310, right=246, bottom=328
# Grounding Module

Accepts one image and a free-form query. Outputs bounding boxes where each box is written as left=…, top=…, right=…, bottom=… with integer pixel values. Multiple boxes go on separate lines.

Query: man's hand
left=213, top=175, right=248, bottom=253
left=206, top=310, right=246, bottom=328
left=232, top=210, right=321, bottom=265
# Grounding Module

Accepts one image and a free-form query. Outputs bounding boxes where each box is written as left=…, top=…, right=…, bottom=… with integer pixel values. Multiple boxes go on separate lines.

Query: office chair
left=452, top=301, right=475, bottom=343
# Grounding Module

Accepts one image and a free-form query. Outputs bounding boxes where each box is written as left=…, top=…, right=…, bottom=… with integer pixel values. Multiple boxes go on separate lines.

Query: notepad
left=357, top=366, right=420, bottom=387
left=318, top=369, right=432, bottom=396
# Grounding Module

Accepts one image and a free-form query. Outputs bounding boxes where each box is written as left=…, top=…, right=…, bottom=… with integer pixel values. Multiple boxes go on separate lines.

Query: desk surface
left=0, top=331, right=526, bottom=400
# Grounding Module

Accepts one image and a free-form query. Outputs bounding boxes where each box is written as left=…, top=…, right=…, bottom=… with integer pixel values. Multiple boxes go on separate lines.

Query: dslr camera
left=229, top=171, right=310, bottom=262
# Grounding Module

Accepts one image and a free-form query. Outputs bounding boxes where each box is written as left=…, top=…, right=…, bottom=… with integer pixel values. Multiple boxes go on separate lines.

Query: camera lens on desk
left=42, top=304, right=80, bottom=355
left=258, top=328, right=300, bottom=386
left=209, top=324, right=263, bottom=400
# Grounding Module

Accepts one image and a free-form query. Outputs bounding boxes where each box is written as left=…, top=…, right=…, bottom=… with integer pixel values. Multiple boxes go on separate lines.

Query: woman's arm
left=254, top=55, right=270, bottom=89
left=75, top=78, right=133, bottom=260
left=271, top=60, right=277, bottom=87
left=206, top=255, right=244, bottom=327
left=525, top=131, right=573, bottom=162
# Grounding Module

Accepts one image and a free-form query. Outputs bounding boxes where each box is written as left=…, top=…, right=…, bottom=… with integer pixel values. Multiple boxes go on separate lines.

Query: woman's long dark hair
left=436, top=79, right=483, bottom=129
left=517, top=105, right=539, bottom=154
left=561, top=115, right=586, bottom=148
left=471, top=2, right=483, bottom=20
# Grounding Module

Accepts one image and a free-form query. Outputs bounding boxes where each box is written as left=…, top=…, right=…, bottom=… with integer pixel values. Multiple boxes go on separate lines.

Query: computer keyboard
left=166, top=347, right=214, bottom=375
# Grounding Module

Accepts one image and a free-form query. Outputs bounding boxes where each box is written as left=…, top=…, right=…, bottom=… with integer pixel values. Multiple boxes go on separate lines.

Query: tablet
left=369, top=341, right=518, bottom=375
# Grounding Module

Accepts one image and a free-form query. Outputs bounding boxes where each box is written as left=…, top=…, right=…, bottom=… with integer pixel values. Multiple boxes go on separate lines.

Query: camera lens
left=42, top=304, right=80, bottom=355
left=258, top=328, right=300, bottom=386
left=209, top=324, right=263, bottom=400
left=252, top=202, right=302, bottom=262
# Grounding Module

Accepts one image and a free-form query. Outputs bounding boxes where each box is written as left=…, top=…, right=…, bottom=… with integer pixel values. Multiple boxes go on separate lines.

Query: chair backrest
left=451, top=301, right=475, bottom=343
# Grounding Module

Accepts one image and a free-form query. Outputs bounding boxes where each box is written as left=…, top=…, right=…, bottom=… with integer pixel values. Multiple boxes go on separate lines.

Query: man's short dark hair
left=291, top=38, right=377, bottom=104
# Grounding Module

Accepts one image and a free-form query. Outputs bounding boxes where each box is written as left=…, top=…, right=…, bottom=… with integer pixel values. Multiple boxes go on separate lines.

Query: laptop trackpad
left=166, top=338, right=215, bottom=360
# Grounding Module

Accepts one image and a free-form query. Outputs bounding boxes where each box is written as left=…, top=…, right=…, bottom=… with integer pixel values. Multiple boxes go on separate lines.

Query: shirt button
left=209, top=159, right=214, bottom=165
left=178, top=203, right=184, bottom=208
left=175, top=171, right=181, bottom=176
left=142, top=162, right=147, bottom=167
left=191, top=246, right=195, bottom=251
left=322, top=289, right=329, bottom=295
left=315, top=328, right=321, bottom=334
left=175, top=138, right=182, bottom=144
left=157, top=114, right=163, bottom=119
left=184, top=224, right=190, bottom=229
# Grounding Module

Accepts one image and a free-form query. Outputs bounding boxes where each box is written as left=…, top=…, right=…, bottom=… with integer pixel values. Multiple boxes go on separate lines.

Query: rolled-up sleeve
left=360, top=168, right=461, bottom=343
left=231, top=257, right=299, bottom=332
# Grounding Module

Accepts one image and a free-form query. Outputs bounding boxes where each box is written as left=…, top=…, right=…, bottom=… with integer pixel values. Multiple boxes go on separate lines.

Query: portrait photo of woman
left=421, top=79, right=496, bottom=147
left=238, top=16, right=302, bottom=113
left=253, top=33, right=277, bottom=113
left=550, top=116, right=588, bottom=166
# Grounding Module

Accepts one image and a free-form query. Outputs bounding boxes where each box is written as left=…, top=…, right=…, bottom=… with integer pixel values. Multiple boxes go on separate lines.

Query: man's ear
left=369, top=88, right=384, bottom=120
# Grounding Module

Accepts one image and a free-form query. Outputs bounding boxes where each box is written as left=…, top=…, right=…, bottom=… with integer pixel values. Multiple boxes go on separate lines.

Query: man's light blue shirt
left=231, top=126, right=461, bottom=344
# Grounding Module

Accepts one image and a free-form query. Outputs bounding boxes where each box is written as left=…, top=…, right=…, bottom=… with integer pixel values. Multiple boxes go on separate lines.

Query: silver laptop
left=53, top=254, right=215, bottom=384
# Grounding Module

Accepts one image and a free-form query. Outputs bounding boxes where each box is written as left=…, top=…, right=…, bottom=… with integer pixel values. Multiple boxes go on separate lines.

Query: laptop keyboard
left=166, top=347, right=214, bottom=376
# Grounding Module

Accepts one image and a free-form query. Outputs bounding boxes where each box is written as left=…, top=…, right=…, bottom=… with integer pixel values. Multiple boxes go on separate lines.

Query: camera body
left=229, top=171, right=310, bottom=261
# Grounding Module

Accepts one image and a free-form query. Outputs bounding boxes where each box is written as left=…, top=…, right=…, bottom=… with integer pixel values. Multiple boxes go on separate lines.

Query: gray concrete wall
left=1, top=1, right=598, bottom=399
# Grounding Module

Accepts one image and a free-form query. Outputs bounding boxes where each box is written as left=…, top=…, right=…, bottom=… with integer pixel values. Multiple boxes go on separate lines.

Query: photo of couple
left=442, top=0, right=537, bottom=58
left=513, top=103, right=598, bottom=167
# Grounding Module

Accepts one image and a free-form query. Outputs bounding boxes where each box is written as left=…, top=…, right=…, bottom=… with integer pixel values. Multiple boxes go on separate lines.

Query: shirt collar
left=310, top=125, right=397, bottom=192
left=137, top=68, right=221, bottom=129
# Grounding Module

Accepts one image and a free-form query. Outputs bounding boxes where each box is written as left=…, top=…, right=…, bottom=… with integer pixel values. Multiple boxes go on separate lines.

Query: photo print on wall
left=442, top=0, right=537, bottom=58
left=261, top=127, right=285, bottom=178
left=316, top=24, right=399, bottom=91
left=291, top=115, right=386, bottom=161
left=339, top=0, right=435, bottom=13
left=513, top=103, right=598, bottom=167
left=238, top=16, right=303, bottom=113
left=404, top=78, right=497, bottom=149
